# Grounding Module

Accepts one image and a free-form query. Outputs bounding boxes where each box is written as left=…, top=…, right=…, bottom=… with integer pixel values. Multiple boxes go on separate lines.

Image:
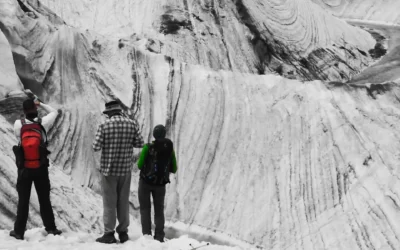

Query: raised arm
left=13, top=120, right=22, bottom=141
left=40, top=103, right=58, bottom=132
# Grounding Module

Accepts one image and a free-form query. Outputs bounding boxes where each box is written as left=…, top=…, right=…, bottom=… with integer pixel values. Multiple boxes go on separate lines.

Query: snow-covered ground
left=0, top=226, right=239, bottom=250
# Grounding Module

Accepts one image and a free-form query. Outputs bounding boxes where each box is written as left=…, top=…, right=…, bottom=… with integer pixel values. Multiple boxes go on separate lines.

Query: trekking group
left=10, top=98, right=177, bottom=244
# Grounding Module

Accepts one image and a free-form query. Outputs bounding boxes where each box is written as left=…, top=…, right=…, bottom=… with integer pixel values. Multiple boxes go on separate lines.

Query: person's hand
left=34, top=98, right=40, bottom=107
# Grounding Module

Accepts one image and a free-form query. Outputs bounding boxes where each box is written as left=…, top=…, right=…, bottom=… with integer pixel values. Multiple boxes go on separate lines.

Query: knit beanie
left=153, top=125, right=166, bottom=140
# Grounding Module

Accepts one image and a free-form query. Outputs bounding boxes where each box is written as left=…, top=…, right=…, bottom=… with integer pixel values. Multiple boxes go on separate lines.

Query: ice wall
left=0, top=30, right=23, bottom=99
left=37, top=0, right=376, bottom=81
left=121, top=45, right=400, bottom=248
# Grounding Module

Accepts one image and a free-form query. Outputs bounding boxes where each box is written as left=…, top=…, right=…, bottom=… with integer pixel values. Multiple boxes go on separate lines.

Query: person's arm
left=132, top=120, right=144, bottom=148
left=13, top=120, right=22, bottom=142
left=93, top=124, right=104, bottom=152
left=39, top=102, right=58, bottom=132
left=137, top=144, right=149, bottom=170
left=171, top=150, right=177, bottom=173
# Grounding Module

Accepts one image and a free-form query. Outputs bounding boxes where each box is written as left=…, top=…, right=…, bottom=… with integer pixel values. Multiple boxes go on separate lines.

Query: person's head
left=103, top=100, right=122, bottom=117
left=153, top=124, right=166, bottom=140
left=23, top=99, right=38, bottom=118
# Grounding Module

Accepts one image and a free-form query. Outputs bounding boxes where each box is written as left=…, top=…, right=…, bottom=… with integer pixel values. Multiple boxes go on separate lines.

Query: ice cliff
left=0, top=31, right=22, bottom=99
left=38, top=0, right=376, bottom=81
left=0, top=0, right=400, bottom=249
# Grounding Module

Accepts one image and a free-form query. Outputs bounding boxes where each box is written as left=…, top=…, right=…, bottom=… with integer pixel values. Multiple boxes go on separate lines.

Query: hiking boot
left=96, top=232, right=117, bottom=244
left=118, top=232, right=129, bottom=243
left=47, top=228, right=62, bottom=236
left=9, top=230, right=24, bottom=240
left=154, top=235, right=164, bottom=243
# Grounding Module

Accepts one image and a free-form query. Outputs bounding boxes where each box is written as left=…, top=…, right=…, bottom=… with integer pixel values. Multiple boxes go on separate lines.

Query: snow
left=0, top=223, right=243, bottom=250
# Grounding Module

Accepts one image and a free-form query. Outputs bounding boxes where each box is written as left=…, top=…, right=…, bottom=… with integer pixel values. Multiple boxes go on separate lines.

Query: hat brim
left=103, top=108, right=122, bottom=114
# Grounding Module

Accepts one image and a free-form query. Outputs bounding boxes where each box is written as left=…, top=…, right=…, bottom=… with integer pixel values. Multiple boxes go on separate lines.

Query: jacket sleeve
left=14, top=120, right=22, bottom=142
left=137, top=144, right=149, bottom=170
left=40, top=103, right=58, bottom=132
left=93, top=124, right=104, bottom=152
left=171, top=150, right=177, bottom=173
left=132, top=120, right=144, bottom=148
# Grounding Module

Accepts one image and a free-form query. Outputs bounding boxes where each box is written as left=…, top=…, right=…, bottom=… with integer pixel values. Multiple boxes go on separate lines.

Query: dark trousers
left=138, top=179, right=166, bottom=240
left=14, top=167, right=56, bottom=236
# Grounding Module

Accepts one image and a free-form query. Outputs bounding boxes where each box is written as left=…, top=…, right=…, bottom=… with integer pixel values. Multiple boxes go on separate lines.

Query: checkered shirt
left=93, top=115, right=144, bottom=176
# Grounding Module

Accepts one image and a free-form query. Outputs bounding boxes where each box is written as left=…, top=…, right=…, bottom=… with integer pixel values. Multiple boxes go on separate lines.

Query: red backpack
left=20, top=119, right=48, bottom=169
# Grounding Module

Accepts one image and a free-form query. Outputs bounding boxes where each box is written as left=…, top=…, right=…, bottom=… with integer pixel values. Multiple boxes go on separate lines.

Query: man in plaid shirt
left=93, top=100, right=143, bottom=244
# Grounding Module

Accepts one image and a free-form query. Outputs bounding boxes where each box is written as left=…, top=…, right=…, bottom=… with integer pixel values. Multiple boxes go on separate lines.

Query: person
left=93, top=100, right=144, bottom=244
left=137, top=124, right=178, bottom=242
left=10, top=98, right=62, bottom=240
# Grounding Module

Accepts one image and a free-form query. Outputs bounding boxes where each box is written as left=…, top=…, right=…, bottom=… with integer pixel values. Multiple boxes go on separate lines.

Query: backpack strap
left=39, top=123, right=48, bottom=144
left=34, top=118, right=48, bottom=144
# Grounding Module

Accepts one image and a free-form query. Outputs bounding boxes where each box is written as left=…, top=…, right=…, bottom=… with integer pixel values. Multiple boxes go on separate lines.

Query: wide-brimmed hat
left=103, top=100, right=122, bottom=114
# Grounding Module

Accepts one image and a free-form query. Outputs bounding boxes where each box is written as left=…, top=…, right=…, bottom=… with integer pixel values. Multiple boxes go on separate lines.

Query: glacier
left=0, top=0, right=400, bottom=249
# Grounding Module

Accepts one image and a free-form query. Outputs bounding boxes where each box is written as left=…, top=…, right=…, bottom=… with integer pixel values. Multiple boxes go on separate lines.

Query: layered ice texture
left=38, top=0, right=376, bottom=81
left=313, top=0, right=400, bottom=25
left=0, top=30, right=23, bottom=99
left=0, top=0, right=400, bottom=249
